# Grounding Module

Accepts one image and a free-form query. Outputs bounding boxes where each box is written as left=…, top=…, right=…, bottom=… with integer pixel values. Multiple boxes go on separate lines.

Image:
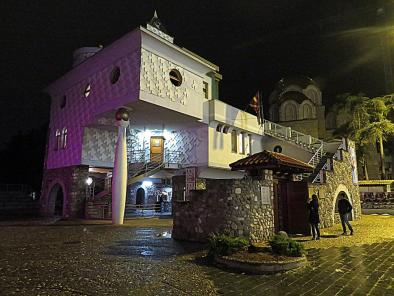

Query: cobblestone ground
left=0, top=217, right=393, bottom=295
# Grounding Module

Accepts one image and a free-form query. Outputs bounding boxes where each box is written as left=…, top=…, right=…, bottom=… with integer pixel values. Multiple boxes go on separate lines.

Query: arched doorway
left=136, top=188, right=145, bottom=206
left=48, top=183, right=64, bottom=217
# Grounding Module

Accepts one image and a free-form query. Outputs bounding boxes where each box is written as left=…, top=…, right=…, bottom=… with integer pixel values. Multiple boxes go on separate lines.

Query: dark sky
left=1, top=0, right=392, bottom=147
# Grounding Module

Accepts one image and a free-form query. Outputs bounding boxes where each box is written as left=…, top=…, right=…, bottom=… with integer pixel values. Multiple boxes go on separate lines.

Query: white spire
left=154, top=10, right=158, bottom=18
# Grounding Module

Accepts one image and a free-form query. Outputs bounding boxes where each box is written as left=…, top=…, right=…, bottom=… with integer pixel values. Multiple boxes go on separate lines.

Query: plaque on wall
left=195, top=178, right=206, bottom=190
left=260, top=186, right=270, bottom=204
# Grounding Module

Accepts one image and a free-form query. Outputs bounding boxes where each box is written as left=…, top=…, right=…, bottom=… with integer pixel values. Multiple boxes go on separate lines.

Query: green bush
left=269, top=233, right=305, bottom=257
left=208, top=234, right=249, bottom=257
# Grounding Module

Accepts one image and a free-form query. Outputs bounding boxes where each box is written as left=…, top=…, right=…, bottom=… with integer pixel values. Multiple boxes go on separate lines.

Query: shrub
left=269, top=233, right=305, bottom=257
left=208, top=234, right=249, bottom=257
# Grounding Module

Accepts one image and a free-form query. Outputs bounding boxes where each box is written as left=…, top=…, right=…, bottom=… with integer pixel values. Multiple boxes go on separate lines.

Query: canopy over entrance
left=229, top=150, right=313, bottom=174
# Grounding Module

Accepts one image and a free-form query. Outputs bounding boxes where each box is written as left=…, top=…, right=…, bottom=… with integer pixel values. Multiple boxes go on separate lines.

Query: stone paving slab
left=0, top=217, right=393, bottom=295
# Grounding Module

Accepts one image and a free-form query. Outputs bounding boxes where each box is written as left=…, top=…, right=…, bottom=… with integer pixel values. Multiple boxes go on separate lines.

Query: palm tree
left=333, top=94, right=370, bottom=179
left=334, top=95, right=394, bottom=180
left=356, top=97, right=394, bottom=179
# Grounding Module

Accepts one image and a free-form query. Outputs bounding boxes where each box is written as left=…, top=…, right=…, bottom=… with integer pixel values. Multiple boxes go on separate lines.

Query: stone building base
left=40, top=165, right=89, bottom=218
left=172, top=170, right=275, bottom=243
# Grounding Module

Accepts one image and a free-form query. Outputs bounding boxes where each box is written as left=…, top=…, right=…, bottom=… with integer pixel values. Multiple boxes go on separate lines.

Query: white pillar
left=112, top=108, right=129, bottom=225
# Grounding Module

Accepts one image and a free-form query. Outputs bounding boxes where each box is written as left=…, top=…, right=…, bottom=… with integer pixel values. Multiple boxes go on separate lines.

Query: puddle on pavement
left=156, top=230, right=172, bottom=238
left=140, top=250, right=154, bottom=256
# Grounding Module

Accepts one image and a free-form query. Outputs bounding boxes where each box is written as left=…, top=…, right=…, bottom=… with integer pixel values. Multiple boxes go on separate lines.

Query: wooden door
left=286, top=181, right=309, bottom=234
left=273, top=180, right=289, bottom=233
left=150, top=136, right=164, bottom=162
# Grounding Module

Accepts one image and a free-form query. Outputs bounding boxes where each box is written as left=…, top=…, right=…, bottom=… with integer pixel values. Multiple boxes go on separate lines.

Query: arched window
left=61, top=128, right=68, bottom=149
left=284, top=104, right=297, bottom=121
left=303, top=104, right=312, bottom=119
left=55, top=129, right=61, bottom=150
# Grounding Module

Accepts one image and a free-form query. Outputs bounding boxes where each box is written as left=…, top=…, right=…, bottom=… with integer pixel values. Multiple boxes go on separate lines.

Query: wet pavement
left=0, top=218, right=393, bottom=295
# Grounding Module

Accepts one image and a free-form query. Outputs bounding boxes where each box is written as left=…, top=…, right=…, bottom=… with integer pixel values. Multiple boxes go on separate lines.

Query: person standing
left=338, top=194, right=354, bottom=235
left=308, top=194, right=320, bottom=240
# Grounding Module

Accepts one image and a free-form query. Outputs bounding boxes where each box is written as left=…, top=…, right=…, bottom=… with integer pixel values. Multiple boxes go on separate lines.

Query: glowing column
left=112, top=108, right=129, bottom=225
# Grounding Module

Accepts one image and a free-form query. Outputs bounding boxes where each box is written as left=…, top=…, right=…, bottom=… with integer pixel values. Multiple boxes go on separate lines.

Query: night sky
left=1, top=0, right=392, bottom=147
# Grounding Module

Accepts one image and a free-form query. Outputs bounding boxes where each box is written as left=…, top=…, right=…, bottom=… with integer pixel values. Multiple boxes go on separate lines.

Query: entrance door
left=286, top=181, right=309, bottom=234
left=274, top=180, right=309, bottom=234
left=150, top=136, right=164, bottom=163
left=136, top=188, right=145, bottom=206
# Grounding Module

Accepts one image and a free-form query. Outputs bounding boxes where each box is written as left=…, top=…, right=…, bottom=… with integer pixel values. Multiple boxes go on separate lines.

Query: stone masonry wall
left=172, top=170, right=275, bottom=243
left=309, top=150, right=361, bottom=228
left=41, top=165, right=89, bottom=218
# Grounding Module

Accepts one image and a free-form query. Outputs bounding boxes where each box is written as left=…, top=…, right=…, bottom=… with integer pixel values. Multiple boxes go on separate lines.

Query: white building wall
left=261, top=136, right=313, bottom=163
left=139, top=30, right=215, bottom=123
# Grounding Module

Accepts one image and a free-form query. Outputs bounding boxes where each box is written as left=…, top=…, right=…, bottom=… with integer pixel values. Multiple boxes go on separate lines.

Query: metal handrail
left=263, top=119, right=323, bottom=147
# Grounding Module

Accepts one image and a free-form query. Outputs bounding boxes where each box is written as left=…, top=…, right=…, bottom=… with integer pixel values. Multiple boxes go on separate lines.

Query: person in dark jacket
left=338, top=194, right=354, bottom=235
left=308, top=194, right=320, bottom=240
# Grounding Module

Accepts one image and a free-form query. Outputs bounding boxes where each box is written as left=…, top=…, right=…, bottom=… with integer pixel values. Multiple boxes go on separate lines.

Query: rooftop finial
left=146, top=10, right=174, bottom=43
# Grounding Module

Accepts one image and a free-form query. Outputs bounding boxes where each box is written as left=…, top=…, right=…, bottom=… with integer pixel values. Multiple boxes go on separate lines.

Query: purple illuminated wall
left=45, top=30, right=142, bottom=169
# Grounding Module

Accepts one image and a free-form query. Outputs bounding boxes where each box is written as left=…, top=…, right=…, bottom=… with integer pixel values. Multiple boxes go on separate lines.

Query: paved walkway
left=0, top=217, right=393, bottom=295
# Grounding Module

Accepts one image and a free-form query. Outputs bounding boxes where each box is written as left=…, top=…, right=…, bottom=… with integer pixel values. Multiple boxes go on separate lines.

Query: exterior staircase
left=262, top=119, right=347, bottom=184
left=127, top=153, right=165, bottom=186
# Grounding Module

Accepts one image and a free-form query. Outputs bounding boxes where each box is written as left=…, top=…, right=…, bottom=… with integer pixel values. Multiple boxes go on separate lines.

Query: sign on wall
left=260, top=186, right=271, bottom=204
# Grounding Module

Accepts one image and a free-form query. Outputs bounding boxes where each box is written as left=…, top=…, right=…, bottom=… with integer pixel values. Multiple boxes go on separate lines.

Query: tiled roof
left=230, top=150, right=313, bottom=173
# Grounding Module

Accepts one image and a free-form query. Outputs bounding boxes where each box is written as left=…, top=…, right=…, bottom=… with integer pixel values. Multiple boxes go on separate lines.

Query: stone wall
left=309, top=150, right=361, bottom=228
left=172, top=170, right=275, bottom=243
left=40, top=165, right=89, bottom=218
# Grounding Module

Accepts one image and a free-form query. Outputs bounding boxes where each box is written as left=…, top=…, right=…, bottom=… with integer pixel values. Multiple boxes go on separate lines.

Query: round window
left=274, top=145, right=283, bottom=153
left=84, top=84, right=91, bottom=98
left=60, top=95, right=67, bottom=109
left=110, top=67, right=121, bottom=84
left=169, top=69, right=182, bottom=87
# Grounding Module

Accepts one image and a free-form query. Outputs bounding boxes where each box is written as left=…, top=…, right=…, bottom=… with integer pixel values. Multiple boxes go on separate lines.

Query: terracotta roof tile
left=230, top=150, right=313, bottom=173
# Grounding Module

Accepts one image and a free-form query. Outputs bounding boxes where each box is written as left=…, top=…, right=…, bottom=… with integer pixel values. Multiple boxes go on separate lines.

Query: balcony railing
left=129, top=149, right=185, bottom=166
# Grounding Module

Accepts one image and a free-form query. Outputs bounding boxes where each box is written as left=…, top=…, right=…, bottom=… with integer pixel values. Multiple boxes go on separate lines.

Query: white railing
left=307, top=145, right=324, bottom=167
left=263, top=119, right=323, bottom=151
left=128, top=150, right=185, bottom=179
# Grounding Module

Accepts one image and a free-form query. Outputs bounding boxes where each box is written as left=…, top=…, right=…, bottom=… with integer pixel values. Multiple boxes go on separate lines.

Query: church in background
left=267, top=77, right=393, bottom=180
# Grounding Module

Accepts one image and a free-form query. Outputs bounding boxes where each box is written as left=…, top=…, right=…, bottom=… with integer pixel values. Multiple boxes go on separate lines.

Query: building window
left=110, top=67, right=121, bottom=84
left=231, top=130, right=237, bottom=153
left=239, top=133, right=245, bottom=154
left=284, top=104, right=297, bottom=121
left=55, top=129, right=61, bottom=150
left=83, top=84, right=91, bottom=98
left=274, top=145, right=283, bottom=153
left=203, top=81, right=209, bottom=99
left=303, top=104, right=312, bottom=119
left=61, top=128, right=68, bottom=149
left=169, top=69, right=182, bottom=87
left=60, top=95, right=67, bottom=109
left=216, top=124, right=223, bottom=132
left=246, top=134, right=251, bottom=155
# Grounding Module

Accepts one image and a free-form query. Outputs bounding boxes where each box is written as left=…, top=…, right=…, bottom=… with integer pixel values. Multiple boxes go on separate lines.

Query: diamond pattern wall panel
left=140, top=49, right=205, bottom=105
left=126, top=127, right=206, bottom=165
left=81, top=128, right=117, bottom=164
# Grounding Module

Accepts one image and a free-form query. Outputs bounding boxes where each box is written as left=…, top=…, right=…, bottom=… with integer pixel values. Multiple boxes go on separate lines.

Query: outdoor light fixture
left=85, top=177, right=93, bottom=186
left=142, top=180, right=153, bottom=187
